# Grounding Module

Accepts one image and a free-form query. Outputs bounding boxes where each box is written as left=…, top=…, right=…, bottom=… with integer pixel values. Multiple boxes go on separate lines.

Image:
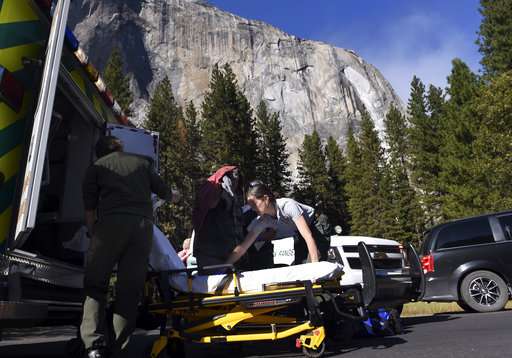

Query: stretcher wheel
left=302, top=341, right=325, bottom=358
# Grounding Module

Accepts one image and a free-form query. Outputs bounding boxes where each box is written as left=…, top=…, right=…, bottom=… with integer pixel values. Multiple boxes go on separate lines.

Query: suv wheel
left=460, top=270, right=508, bottom=313
left=456, top=300, right=476, bottom=313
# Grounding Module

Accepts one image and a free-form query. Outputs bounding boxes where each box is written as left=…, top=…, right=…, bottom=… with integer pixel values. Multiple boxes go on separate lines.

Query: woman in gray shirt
left=226, top=183, right=322, bottom=265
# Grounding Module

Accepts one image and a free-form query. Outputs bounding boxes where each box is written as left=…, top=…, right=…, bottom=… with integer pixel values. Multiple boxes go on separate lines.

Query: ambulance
left=0, top=0, right=157, bottom=327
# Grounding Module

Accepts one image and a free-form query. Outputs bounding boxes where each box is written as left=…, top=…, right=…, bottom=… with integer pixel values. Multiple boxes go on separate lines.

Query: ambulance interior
left=20, top=87, right=101, bottom=266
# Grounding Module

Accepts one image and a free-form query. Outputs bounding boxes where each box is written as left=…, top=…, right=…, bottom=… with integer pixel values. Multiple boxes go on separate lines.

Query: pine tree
left=439, top=59, right=481, bottom=219
left=345, top=112, right=385, bottom=237
left=345, top=125, right=367, bottom=235
left=294, top=135, right=316, bottom=205
left=407, top=76, right=443, bottom=226
left=358, top=111, right=386, bottom=237
left=177, top=101, right=204, bottom=239
left=383, top=106, right=424, bottom=245
left=407, top=76, right=429, bottom=193
left=324, top=137, right=350, bottom=233
left=425, top=84, right=445, bottom=220
left=467, top=72, right=512, bottom=212
left=476, top=0, right=512, bottom=77
left=200, top=64, right=258, bottom=181
left=143, top=77, right=187, bottom=239
left=376, top=162, right=400, bottom=240
left=294, top=131, right=331, bottom=213
left=254, top=101, right=291, bottom=195
left=103, top=47, right=133, bottom=116
left=184, top=101, right=203, bottom=183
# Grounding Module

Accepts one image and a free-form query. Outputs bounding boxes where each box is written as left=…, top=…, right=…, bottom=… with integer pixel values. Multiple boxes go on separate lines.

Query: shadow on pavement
left=0, top=341, right=67, bottom=358
left=185, top=332, right=409, bottom=358
left=403, top=313, right=459, bottom=327
left=329, top=335, right=407, bottom=356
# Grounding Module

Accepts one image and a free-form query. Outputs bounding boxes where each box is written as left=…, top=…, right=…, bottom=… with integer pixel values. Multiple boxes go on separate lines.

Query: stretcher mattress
left=169, top=261, right=343, bottom=294
left=150, top=225, right=343, bottom=294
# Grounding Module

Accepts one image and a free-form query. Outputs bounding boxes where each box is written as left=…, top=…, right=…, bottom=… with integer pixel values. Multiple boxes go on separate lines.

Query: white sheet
left=169, top=261, right=343, bottom=294
left=149, top=225, right=186, bottom=271
left=149, top=224, right=343, bottom=294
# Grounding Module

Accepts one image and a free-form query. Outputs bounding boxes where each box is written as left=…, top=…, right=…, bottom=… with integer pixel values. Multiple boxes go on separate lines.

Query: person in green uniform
left=80, top=136, right=177, bottom=358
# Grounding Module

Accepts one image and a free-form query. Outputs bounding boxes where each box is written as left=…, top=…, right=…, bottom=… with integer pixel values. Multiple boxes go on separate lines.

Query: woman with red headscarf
left=192, top=165, right=246, bottom=267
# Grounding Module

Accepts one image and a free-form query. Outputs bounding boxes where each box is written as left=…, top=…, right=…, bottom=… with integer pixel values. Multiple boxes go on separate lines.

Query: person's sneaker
left=84, top=347, right=109, bottom=358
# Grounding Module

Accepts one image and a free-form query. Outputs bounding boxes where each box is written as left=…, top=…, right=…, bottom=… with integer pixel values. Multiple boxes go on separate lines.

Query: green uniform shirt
left=82, top=151, right=171, bottom=219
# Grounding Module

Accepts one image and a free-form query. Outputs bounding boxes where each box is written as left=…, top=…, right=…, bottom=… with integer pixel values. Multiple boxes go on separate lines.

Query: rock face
left=68, top=0, right=404, bottom=173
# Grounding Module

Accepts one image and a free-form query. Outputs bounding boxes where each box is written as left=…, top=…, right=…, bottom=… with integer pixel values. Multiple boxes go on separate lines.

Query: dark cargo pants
left=80, top=214, right=152, bottom=355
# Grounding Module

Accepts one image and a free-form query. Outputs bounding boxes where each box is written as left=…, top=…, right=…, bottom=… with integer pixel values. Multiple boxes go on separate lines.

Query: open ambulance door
left=12, top=0, right=71, bottom=249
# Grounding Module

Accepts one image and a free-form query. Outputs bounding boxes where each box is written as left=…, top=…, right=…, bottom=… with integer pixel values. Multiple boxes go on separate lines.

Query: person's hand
left=178, top=249, right=191, bottom=262
left=171, top=188, right=181, bottom=203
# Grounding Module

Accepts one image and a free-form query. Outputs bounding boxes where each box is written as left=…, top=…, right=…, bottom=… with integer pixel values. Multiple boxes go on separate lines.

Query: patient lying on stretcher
left=149, top=225, right=343, bottom=295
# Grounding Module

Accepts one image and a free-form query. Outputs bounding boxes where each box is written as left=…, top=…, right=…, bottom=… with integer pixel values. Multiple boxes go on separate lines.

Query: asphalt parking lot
left=1, top=310, right=511, bottom=357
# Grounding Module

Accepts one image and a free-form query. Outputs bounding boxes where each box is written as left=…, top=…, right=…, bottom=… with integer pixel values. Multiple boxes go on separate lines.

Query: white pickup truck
left=272, top=227, right=424, bottom=310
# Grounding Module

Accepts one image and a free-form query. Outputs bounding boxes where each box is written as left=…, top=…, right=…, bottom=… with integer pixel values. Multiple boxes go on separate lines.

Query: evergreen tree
left=103, top=47, right=133, bottom=116
left=358, top=111, right=386, bottom=237
left=345, top=125, right=367, bottom=235
left=376, top=162, right=400, bottom=240
left=345, top=112, right=385, bottom=237
left=144, top=77, right=187, bottom=239
left=175, top=101, right=204, bottom=239
left=407, top=76, right=443, bottom=226
left=383, top=106, right=424, bottom=245
left=254, top=101, right=291, bottom=195
left=446, top=59, right=480, bottom=107
left=476, top=0, right=512, bottom=77
left=324, top=136, right=350, bottom=233
left=439, top=59, right=481, bottom=219
left=200, top=64, right=258, bottom=181
left=294, top=131, right=331, bottom=213
left=425, top=84, right=445, bottom=220
left=467, top=72, right=512, bottom=212
left=184, top=101, right=204, bottom=183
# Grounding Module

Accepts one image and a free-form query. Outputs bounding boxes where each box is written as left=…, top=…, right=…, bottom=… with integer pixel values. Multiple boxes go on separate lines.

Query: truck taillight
left=0, top=65, right=24, bottom=112
left=421, top=254, right=434, bottom=273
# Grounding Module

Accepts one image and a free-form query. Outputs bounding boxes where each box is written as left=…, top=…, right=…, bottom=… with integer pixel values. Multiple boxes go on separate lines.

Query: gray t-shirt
left=248, top=198, right=315, bottom=239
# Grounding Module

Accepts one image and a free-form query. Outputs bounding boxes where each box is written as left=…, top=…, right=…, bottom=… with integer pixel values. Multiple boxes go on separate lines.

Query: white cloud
left=326, top=13, right=481, bottom=103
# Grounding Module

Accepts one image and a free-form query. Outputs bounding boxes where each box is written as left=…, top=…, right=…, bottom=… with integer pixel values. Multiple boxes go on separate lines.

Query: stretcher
left=143, top=242, right=381, bottom=358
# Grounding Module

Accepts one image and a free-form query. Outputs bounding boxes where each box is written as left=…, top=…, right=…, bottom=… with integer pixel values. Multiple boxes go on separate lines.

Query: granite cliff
left=68, top=0, right=404, bottom=172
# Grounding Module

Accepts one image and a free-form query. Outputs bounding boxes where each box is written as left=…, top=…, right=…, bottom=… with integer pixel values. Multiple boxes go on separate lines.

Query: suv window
left=497, top=214, right=512, bottom=240
left=435, top=217, right=494, bottom=250
left=420, top=230, right=433, bottom=255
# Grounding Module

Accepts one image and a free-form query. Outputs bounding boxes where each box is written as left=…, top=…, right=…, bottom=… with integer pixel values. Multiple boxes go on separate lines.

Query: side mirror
left=334, top=225, right=343, bottom=235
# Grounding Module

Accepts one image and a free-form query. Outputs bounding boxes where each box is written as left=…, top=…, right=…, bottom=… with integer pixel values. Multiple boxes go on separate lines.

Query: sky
left=208, top=0, right=482, bottom=103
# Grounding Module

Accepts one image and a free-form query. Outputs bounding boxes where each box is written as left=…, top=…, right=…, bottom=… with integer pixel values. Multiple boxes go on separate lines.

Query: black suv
left=420, top=210, right=512, bottom=312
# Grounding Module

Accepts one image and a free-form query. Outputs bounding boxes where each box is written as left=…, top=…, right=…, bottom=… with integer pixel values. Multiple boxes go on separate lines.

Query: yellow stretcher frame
left=144, top=265, right=362, bottom=358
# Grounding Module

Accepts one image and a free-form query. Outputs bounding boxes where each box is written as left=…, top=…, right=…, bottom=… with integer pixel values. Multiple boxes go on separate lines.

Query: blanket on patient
left=149, top=225, right=343, bottom=294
